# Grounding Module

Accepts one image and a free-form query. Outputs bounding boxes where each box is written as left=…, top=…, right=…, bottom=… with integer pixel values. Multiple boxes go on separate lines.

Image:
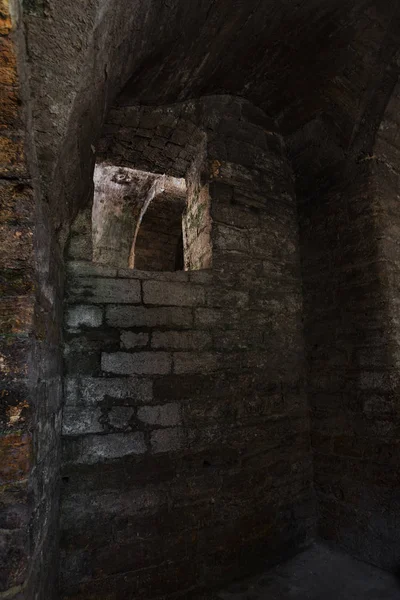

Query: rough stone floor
left=217, top=544, right=400, bottom=600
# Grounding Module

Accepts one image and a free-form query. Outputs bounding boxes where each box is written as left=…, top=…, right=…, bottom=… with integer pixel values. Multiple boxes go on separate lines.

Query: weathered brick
left=0, top=433, right=31, bottom=485
left=65, top=305, right=103, bottom=329
left=68, top=277, right=141, bottom=304
left=120, top=331, right=149, bottom=349
left=108, top=407, right=135, bottom=430
left=206, top=288, right=248, bottom=308
left=65, top=376, right=152, bottom=407
left=152, top=330, right=211, bottom=350
left=173, top=352, right=220, bottom=374
left=67, top=261, right=117, bottom=278
left=102, top=352, right=172, bottom=375
left=62, top=407, right=103, bottom=436
left=143, top=280, right=205, bottom=307
left=0, top=528, right=28, bottom=591
left=189, top=270, right=213, bottom=285
left=117, top=268, right=189, bottom=282
left=137, top=404, right=181, bottom=427
left=64, top=433, right=146, bottom=464
left=150, top=428, right=183, bottom=453
left=106, top=305, right=193, bottom=328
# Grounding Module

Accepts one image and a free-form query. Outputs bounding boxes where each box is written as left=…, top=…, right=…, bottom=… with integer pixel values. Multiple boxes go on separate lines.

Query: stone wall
left=299, top=160, right=390, bottom=567
left=60, top=97, right=312, bottom=599
left=0, top=1, right=63, bottom=598
left=61, top=263, right=311, bottom=598
left=297, top=78, right=400, bottom=571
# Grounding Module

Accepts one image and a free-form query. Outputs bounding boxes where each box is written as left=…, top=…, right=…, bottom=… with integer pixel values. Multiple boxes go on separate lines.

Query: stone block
left=65, top=305, right=103, bottom=328
left=213, top=223, right=250, bottom=253
left=63, top=377, right=79, bottom=406
left=120, top=331, right=149, bottom=349
left=66, top=433, right=146, bottom=464
left=64, top=352, right=101, bottom=376
left=108, top=407, right=135, bottom=430
left=0, top=433, right=31, bottom=485
left=67, top=261, right=117, bottom=278
left=62, top=407, right=103, bottom=435
left=0, top=528, right=28, bottom=591
left=137, top=404, right=181, bottom=427
left=64, top=328, right=120, bottom=354
left=68, top=277, right=140, bottom=304
left=102, top=352, right=172, bottom=375
left=117, top=268, right=189, bottom=282
left=0, top=483, right=29, bottom=531
left=189, top=270, right=213, bottom=285
left=152, top=330, right=211, bottom=350
left=150, top=428, right=182, bottom=453
left=143, top=281, right=205, bottom=307
left=106, top=306, right=193, bottom=328
left=194, top=308, right=240, bottom=329
left=66, top=377, right=153, bottom=407
left=173, top=352, right=220, bottom=374
left=212, top=329, right=264, bottom=351
left=211, top=203, right=260, bottom=229
left=206, top=289, right=248, bottom=309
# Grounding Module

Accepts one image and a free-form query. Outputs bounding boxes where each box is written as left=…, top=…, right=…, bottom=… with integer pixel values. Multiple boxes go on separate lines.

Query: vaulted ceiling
left=23, top=0, right=400, bottom=230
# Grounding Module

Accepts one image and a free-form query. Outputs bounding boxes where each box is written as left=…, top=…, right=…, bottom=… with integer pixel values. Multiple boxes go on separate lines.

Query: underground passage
left=1, top=1, right=400, bottom=599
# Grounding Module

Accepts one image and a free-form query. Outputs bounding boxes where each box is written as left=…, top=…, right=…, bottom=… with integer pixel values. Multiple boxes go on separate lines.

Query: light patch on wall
left=92, top=163, right=187, bottom=271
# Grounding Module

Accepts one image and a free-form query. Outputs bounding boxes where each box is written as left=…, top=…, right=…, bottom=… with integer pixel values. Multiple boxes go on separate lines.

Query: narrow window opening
left=90, top=163, right=211, bottom=272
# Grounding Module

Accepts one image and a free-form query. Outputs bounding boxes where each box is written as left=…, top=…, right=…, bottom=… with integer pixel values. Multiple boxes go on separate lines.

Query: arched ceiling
left=23, top=0, right=400, bottom=231
left=111, top=0, right=400, bottom=140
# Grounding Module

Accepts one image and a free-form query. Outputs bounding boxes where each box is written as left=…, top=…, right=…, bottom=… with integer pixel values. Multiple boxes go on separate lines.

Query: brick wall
left=298, top=78, right=400, bottom=570
left=0, top=1, right=63, bottom=598
left=60, top=97, right=313, bottom=599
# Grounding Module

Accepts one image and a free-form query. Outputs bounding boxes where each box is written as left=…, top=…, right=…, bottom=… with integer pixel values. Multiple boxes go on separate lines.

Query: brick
left=194, top=308, right=241, bottom=328
left=65, top=305, right=103, bottom=328
left=62, top=407, right=103, bottom=435
left=102, top=352, right=172, bottom=375
left=120, top=331, right=149, bottom=349
left=150, top=428, right=182, bottom=453
left=65, top=433, right=146, bottom=464
left=143, top=281, right=205, bottom=306
left=118, top=269, right=189, bottom=282
left=68, top=277, right=140, bottom=304
left=108, top=407, right=135, bottom=429
left=65, top=377, right=153, bottom=407
left=67, top=261, right=117, bottom=278
left=0, top=296, right=34, bottom=335
left=206, top=289, right=248, bottom=308
left=80, top=377, right=152, bottom=406
left=189, top=270, right=213, bottom=285
left=137, top=404, right=181, bottom=427
left=213, top=329, right=264, bottom=351
left=106, top=305, right=193, bottom=328
left=64, top=351, right=101, bottom=376
left=152, top=330, right=211, bottom=350
left=173, top=352, right=220, bottom=374
left=0, top=433, right=31, bottom=485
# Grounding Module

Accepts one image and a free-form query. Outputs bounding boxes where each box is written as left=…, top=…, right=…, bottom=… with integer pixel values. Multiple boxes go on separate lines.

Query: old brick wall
left=60, top=97, right=313, bottom=599
left=297, top=71, right=400, bottom=570
left=0, top=1, right=396, bottom=597
left=0, top=1, right=63, bottom=598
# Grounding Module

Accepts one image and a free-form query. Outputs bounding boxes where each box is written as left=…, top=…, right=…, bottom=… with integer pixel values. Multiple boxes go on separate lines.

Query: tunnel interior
left=1, top=1, right=400, bottom=599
